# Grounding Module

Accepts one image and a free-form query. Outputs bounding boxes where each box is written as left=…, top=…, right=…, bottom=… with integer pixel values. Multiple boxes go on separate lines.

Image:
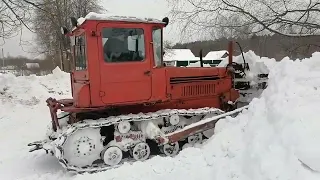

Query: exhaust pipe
left=228, top=41, right=233, bottom=64
left=199, top=49, right=203, bottom=67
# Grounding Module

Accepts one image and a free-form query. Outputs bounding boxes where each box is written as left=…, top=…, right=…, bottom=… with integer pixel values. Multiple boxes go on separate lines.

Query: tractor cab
left=61, top=14, right=170, bottom=108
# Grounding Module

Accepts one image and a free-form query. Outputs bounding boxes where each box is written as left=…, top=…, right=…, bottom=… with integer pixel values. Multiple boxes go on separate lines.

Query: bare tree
left=166, top=0, right=320, bottom=41
left=32, top=0, right=104, bottom=71
left=0, top=0, right=37, bottom=46
left=0, top=0, right=62, bottom=60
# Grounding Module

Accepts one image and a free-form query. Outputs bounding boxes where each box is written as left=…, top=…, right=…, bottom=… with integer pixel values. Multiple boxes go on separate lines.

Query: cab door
left=97, top=23, right=152, bottom=105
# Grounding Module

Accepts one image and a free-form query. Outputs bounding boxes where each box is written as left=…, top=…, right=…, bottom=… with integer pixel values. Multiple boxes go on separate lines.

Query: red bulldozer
left=28, top=13, right=252, bottom=173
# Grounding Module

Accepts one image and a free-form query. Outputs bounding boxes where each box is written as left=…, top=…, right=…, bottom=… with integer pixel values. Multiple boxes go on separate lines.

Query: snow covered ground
left=1, top=52, right=320, bottom=180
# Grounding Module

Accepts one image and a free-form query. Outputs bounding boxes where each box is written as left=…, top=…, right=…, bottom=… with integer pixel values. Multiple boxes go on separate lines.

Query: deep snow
left=1, top=52, right=320, bottom=180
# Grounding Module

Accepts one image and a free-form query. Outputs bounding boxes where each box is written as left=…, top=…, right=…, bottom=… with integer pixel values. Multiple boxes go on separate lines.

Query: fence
left=0, top=69, right=52, bottom=76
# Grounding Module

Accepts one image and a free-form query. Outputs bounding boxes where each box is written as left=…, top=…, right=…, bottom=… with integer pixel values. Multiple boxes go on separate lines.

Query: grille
left=182, top=84, right=215, bottom=97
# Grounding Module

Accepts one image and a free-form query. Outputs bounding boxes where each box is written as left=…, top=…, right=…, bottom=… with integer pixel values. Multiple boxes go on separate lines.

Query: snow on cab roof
left=77, top=12, right=165, bottom=26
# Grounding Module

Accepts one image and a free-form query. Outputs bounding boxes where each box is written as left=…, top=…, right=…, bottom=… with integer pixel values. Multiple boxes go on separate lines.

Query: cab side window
left=152, top=27, right=162, bottom=67
left=101, top=28, right=145, bottom=63
left=75, top=34, right=87, bottom=70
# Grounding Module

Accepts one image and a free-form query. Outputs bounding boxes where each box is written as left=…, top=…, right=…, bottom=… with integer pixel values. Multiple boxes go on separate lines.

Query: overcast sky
left=1, top=0, right=180, bottom=59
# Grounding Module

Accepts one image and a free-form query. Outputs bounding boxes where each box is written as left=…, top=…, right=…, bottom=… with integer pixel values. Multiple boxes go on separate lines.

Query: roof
left=203, top=50, right=228, bottom=60
left=25, top=63, right=40, bottom=69
left=78, top=12, right=165, bottom=26
left=164, top=49, right=199, bottom=61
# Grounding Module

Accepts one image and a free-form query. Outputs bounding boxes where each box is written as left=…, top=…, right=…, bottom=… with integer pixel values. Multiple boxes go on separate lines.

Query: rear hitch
left=46, top=97, right=62, bottom=131
left=27, top=139, right=54, bottom=155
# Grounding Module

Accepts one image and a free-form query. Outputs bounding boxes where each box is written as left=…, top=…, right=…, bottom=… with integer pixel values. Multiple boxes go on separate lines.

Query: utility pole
left=59, top=42, right=65, bottom=71
left=1, top=48, right=4, bottom=73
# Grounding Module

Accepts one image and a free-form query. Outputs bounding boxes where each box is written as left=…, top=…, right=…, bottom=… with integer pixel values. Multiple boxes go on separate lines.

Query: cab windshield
left=102, top=28, right=145, bottom=63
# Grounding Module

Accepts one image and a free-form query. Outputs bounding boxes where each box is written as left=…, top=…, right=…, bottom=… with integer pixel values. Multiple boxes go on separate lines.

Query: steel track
left=43, top=107, right=226, bottom=173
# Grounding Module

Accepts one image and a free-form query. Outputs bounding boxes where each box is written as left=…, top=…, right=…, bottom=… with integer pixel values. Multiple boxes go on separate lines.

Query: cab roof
left=78, top=12, right=166, bottom=26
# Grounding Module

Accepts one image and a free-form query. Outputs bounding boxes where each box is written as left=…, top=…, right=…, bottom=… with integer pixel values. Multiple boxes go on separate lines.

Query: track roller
left=130, top=142, right=151, bottom=161
left=187, top=133, right=203, bottom=145
left=160, top=142, right=180, bottom=157
left=101, top=146, right=123, bottom=166
left=117, top=121, right=131, bottom=134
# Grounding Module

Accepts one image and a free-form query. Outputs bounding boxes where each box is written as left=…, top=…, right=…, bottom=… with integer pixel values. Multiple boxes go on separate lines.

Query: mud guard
left=157, top=105, right=249, bottom=144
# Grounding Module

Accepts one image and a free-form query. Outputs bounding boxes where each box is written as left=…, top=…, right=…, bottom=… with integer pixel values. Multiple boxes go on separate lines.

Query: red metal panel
left=96, top=22, right=152, bottom=105
left=84, top=21, right=101, bottom=107
left=149, top=68, right=167, bottom=101
left=73, top=83, right=90, bottom=107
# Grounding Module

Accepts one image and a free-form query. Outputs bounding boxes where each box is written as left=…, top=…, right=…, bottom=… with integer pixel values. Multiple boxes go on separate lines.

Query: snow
left=1, top=52, right=320, bottom=180
left=0, top=67, right=71, bottom=180
left=203, top=50, right=228, bottom=60
left=166, top=105, right=249, bottom=137
left=218, top=50, right=275, bottom=75
left=0, top=67, right=70, bottom=106
left=77, top=12, right=164, bottom=26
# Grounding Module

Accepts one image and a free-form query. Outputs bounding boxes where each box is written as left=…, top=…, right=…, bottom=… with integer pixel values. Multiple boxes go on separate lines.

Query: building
left=163, top=49, right=228, bottom=67
left=201, top=50, right=228, bottom=66
left=25, top=63, right=40, bottom=69
left=163, top=49, right=199, bottom=67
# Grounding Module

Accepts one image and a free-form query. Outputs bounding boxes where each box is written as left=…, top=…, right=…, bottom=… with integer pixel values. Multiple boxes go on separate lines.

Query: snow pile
left=218, top=50, right=276, bottom=75
left=200, top=53, right=320, bottom=179
left=73, top=53, right=320, bottom=180
left=38, top=67, right=71, bottom=98
left=0, top=67, right=72, bottom=180
left=0, top=67, right=71, bottom=105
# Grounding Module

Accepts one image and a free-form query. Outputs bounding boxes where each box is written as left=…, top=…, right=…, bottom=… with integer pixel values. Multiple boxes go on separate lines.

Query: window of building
left=203, top=60, right=213, bottom=64
left=74, top=34, right=87, bottom=70
left=212, top=60, right=222, bottom=65
left=102, top=28, right=145, bottom=63
left=176, top=61, right=189, bottom=67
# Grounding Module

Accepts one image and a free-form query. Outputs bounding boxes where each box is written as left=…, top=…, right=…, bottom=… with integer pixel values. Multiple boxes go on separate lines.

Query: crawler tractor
left=28, top=13, right=258, bottom=173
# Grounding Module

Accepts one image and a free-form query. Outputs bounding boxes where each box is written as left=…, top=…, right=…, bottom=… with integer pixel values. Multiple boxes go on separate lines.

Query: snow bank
left=200, top=54, right=320, bottom=179
left=0, top=67, right=72, bottom=180
left=0, top=67, right=71, bottom=105
left=218, top=50, right=276, bottom=75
